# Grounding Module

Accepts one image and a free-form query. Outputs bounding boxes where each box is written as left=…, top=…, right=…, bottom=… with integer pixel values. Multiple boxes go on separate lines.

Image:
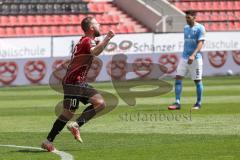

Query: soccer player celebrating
left=42, top=17, right=115, bottom=152
left=168, top=10, right=206, bottom=110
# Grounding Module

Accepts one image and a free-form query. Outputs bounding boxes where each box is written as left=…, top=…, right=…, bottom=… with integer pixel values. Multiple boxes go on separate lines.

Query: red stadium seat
left=181, top=2, right=189, bottom=10
left=36, top=15, right=45, bottom=25
left=6, top=27, right=15, bottom=36
left=235, top=1, right=240, bottom=10
left=203, top=23, right=209, bottom=31
left=225, top=12, right=234, bottom=21
left=88, top=3, right=107, bottom=13
left=100, top=25, right=109, bottom=34
left=0, top=1, right=151, bottom=36
left=27, top=15, right=36, bottom=25
left=219, top=22, right=228, bottom=31
left=45, top=15, right=54, bottom=25
left=62, top=15, right=71, bottom=24
left=15, top=27, right=25, bottom=36
left=24, top=27, right=33, bottom=35
left=118, top=25, right=129, bottom=33
left=0, top=28, right=6, bottom=36
left=219, top=12, right=228, bottom=21
left=0, top=16, right=9, bottom=25
left=210, top=12, right=219, bottom=21
left=70, top=15, right=79, bottom=24
left=236, top=22, right=240, bottom=30
left=204, top=2, right=212, bottom=11
left=9, top=16, right=18, bottom=26
left=203, top=12, right=211, bottom=21
left=189, top=2, right=198, bottom=10
left=69, top=26, right=77, bottom=35
left=209, top=23, right=218, bottom=31
left=212, top=2, right=220, bottom=11
left=76, top=25, right=84, bottom=34
left=112, top=15, right=120, bottom=23
left=78, top=14, right=85, bottom=22
left=51, top=26, right=60, bottom=35
left=228, top=22, right=236, bottom=31
left=219, top=1, right=228, bottom=11
left=53, top=15, right=62, bottom=25
left=33, top=26, right=42, bottom=35
left=197, top=12, right=206, bottom=21
left=18, top=15, right=27, bottom=25
left=103, top=15, right=114, bottom=24
left=226, top=1, right=234, bottom=10
left=42, top=26, right=51, bottom=35
left=60, top=26, right=68, bottom=35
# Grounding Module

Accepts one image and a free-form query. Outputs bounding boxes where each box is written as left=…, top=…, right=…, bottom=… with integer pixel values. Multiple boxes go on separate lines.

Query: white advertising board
left=0, top=37, right=51, bottom=59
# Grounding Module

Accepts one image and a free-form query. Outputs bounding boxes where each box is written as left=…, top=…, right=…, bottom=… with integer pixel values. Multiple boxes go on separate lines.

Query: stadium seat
left=51, top=26, right=60, bottom=35
left=78, top=14, right=85, bottom=22
left=0, top=28, right=6, bottom=35
left=189, top=2, right=200, bottom=10
left=88, top=3, right=107, bottom=13
left=42, top=26, right=51, bottom=35
left=68, top=26, right=77, bottom=35
left=36, top=15, right=45, bottom=25
left=6, top=27, right=15, bottom=36
left=45, top=15, right=54, bottom=25
left=53, top=15, right=62, bottom=25
left=211, top=12, right=219, bottom=21
left=15, top=27, right=25, bottom=35
left=228, top=22, right=236, bottom=31
left=33, top=26, right=42, bottom=35
left=0, top=0, right=148, bottom=36
left=18, top=15, right=27, bottom=25
left=226, top=11, right=235, bottom=21
left=222, top=22, right=229, bottom=30
left=60, top=26, right=68, bottom=35
left=24, top=27, right=34, bottom=35
left=0, top=16, right=9, bottom=25
left=27, top=15, right=37, bottom=25
left=209, top=23, right=218, bottom=31
left=70, top=15, right=79, bottom=24
left=235, top=1, right=240, bottom=10
left=62, top=15, right=71, bottom=24
left=237, top=22, right=240, bottom=29
left=203, top=23, right=209, bottom=31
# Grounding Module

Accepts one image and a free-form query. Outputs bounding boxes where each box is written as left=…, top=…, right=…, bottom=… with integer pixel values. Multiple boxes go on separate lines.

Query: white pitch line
left=0, top=144, right=74, bottom=160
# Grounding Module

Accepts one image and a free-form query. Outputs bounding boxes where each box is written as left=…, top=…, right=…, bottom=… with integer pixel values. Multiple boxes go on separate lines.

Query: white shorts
left=176, top=58, right=203, bottom=80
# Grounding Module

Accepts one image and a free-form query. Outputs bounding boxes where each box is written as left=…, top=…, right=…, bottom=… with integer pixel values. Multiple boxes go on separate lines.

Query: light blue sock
left=175, top=79, right=182, bottom=104
left=196, top=81, right=203, bottom=105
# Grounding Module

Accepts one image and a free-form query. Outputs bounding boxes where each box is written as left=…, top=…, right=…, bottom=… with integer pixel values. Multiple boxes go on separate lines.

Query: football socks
left=76, top=105, right=96, bottom=127
left=175, top=79, right=182, bottom=104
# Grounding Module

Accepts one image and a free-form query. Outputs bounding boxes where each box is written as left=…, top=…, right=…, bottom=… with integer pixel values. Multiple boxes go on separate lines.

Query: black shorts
left=63, top=83, right=98, bottom=111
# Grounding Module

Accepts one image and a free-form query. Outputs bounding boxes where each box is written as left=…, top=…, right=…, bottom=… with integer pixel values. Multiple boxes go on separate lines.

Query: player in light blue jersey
left=168, top=10, right=206, bottom=110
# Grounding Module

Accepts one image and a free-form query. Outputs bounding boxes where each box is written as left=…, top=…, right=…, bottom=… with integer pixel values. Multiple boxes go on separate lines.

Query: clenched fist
left=106, top=30, right=115, bottom=40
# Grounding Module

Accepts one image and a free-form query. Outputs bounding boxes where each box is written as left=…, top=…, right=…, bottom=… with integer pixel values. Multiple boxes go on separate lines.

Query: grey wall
left=114, top=0, right=186, bottom=32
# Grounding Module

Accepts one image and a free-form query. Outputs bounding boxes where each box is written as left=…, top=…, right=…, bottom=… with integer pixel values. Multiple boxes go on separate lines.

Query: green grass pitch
left=0, top=76, right=240, bottom=160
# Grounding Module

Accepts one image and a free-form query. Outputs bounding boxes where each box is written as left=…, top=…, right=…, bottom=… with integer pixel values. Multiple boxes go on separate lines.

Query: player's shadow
left=11, top=149, right=45, bottom=153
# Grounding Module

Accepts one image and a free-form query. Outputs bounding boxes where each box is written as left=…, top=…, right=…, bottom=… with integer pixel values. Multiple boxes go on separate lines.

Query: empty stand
left=170, top=0, right=240, bottom=31
left=0, top=0, right=148, bottom=37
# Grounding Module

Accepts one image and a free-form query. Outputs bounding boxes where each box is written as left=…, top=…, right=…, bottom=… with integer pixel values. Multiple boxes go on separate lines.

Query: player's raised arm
left=90, top=30, right=115, bottom=56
